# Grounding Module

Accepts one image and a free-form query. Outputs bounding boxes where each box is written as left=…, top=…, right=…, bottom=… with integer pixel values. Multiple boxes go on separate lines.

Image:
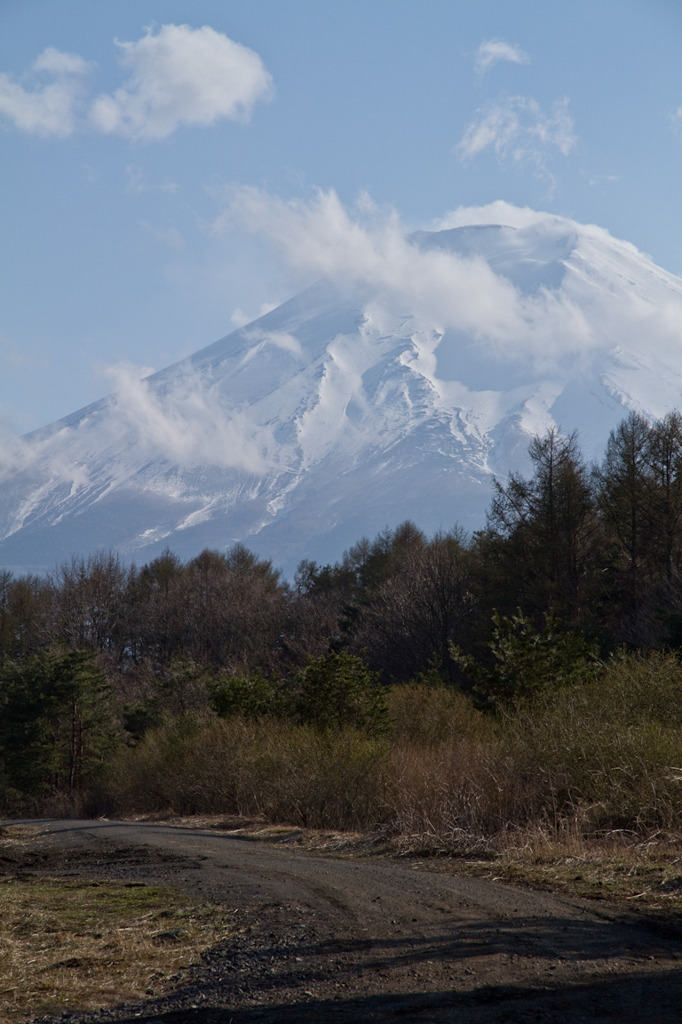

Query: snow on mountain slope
left=2, top=207, right=682, bottom=577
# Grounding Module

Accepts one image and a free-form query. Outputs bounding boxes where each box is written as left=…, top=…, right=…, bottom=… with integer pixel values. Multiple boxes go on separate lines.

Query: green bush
left=452, top=610, right=602, bottom=705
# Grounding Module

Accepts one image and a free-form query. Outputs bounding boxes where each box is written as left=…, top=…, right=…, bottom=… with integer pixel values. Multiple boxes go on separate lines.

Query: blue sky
left=1, top=0, right=681, bottom=435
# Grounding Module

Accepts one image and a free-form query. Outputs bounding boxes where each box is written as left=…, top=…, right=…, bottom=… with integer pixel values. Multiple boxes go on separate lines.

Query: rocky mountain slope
left=2, top=208, right=682, bottom=576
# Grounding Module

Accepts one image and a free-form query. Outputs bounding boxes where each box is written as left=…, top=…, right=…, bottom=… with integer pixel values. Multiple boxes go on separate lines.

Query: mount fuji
left=2, top=205, right=682, bottom=577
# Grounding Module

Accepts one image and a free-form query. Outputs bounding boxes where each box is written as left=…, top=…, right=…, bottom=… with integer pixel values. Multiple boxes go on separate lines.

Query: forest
left=2, top=409, right=682, bottom=850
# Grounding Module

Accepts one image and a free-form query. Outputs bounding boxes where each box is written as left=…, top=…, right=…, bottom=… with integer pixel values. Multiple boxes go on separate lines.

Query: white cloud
left=89, top=23, right=273, bottom=141
left=0, top=358, right=275, bottom=496
left=125, top=164, right=179, bottom=194
left=433, top=200, right=642, bottom=256
left=0, top=47, right=93, bottom=137
left=231, top=302, right=279, bottom=328
left=219, top=188, right=681, bottom=384
left=32, top=47, right=92, bottom=77
left=104, top=363, right=273, bottom=473
left=242, top=327, right=303, bottom=359
left=456, top=95, right=576, bottom=179
left=0, top=424, right=91, bottom=500
left=475, top=39, right=529, bottom=74
left=215, top=187, right=595, bottom=364
left=432, top=200, right=549, bottom=231
left=0, top=434, right=28, bottom=482
left=672, top=105, right=682, bottom=133
left=1, top=26, right=272, bottom=142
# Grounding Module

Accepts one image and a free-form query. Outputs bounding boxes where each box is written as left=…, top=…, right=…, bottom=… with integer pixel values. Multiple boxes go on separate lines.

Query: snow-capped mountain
left=2, top=207, right=682, bottom=577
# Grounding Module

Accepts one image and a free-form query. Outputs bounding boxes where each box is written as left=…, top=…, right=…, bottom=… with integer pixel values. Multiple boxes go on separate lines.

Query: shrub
left=499, top=650, right=682, bottom=832
left=106, top=714, right=389, bottom=830
left=102, top=650, right=682, bottom=848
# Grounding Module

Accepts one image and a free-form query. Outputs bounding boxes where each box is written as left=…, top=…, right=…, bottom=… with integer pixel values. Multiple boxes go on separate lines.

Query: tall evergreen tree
left=0, top=646, right=115, bottom=805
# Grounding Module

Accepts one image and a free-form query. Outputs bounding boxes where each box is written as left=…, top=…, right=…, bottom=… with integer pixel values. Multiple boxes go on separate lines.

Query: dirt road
left=6, top=818, right=682, bottom=1023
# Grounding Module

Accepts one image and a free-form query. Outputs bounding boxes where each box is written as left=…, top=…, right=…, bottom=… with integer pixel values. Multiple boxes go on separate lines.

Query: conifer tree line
left=3, top=409, right=682, bottom=808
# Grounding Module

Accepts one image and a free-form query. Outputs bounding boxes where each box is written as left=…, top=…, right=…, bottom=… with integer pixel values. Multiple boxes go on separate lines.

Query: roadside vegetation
left=2, top=411, right=682, bottom=862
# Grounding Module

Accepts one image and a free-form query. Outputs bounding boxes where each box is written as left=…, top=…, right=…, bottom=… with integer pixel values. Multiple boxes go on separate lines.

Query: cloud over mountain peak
left=2, top=204, right=682, bottom=577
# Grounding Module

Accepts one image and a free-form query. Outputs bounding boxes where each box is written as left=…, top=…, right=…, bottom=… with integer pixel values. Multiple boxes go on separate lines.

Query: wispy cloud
left=0, top=434, right=28, bottom=482
left=241, top=327, right=303, bottom=360
left=672, top=105, right=682, bottom=134
left=216, top=188, right=682, bottom=382
left=90, top=24, right=273, bottom=141
left=0, top=46, right=93, bottom=137
left=431, top=200, right=550, bottom=231
left=231, top=302, right=279, bottom=328
left=0, top=25, right=273, bottom=141
left=125, top=164, right=179, bottom=195
left=432, top=200, right=640, bottom=254
left=0, top=359, right=276, bottom=498
left=141, top=221, right=186, bottom=253
left=456, top=95, right=576, bottom=177
left=0, top=425, right=91, bottom=501
left=104, top=363, right=273, bottom=473
left=584, top=172, right=619, bottom=187
left=215, top=187, right=595, bottom=364
left=475, top=39, right=529, bottom=74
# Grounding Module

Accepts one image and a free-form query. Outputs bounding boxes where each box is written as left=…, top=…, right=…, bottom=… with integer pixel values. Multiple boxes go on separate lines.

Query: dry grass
left=0, top=874, right=234, bottom=1024
left=0, top=823, right=47, bottom=851
left=149, top=813, right=682, bottom=918
left=444, top=826, right=682, bottom=920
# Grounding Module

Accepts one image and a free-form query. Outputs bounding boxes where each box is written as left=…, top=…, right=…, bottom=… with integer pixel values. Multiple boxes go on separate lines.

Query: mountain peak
left=2, top=207, right=682, bottom=577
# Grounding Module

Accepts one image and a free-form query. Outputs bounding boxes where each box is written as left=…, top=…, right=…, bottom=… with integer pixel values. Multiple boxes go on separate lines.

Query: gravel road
left=6, top=818, right=682, bottom=1023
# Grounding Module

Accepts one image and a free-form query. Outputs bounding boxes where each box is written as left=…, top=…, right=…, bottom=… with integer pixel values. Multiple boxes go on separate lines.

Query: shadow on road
left=95, top=967, right=682, bottom=1024
left=94, top=912, right=682, bottom=1024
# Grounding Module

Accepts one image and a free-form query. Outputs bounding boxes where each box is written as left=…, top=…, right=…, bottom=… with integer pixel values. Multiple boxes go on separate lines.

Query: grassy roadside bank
left=0, top=824, right=233, bottom=1024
